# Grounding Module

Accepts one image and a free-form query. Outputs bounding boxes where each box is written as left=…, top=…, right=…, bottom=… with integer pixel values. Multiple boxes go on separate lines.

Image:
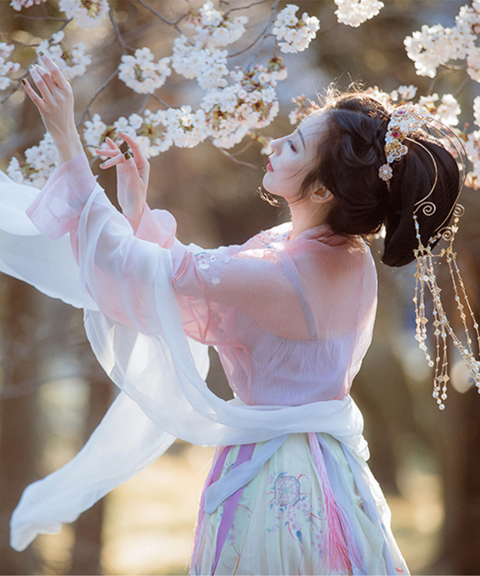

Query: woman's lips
left=266, top=159, right=274, bottom=172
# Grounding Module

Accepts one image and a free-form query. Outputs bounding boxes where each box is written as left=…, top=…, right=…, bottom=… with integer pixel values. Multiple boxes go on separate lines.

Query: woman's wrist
left=124, top=204, right=145, bottom=233
left=51, top=129, right=84, bottom=164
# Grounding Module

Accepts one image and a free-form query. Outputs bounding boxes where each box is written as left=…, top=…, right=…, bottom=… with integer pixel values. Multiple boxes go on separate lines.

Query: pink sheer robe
left=1, top=153, right=408, bottom=574
left=27, top=154, right=377, bottom=407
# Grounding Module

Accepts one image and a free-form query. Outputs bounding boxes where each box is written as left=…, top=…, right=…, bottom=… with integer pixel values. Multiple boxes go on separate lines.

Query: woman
left=4, top=53, right=458, bottom=574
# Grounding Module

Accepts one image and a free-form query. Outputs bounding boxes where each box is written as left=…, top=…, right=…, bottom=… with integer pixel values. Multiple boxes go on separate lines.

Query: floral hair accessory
left=378, top=105, right=434, bottom=187
left=378, top=106, right=480, bottom=410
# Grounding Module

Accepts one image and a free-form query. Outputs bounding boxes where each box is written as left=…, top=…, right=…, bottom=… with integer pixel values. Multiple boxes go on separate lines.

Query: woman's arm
left=23, top=54, right=83, bottom=163
left=25, top=55, right=150, bottom=232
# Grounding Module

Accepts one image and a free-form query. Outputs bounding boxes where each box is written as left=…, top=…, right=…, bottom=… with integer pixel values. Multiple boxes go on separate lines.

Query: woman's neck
left=288, top=197, right=330, bottom=241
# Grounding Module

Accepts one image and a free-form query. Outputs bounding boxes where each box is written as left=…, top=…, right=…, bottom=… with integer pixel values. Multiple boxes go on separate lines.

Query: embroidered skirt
left=190, top=433, right=409, bottom=576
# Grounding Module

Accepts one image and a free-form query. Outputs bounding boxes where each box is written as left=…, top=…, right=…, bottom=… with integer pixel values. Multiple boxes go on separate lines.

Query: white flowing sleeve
left=6, top=155, right=368, bottom=552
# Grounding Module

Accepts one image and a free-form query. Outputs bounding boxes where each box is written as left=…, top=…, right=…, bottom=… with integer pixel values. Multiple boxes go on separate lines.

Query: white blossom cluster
left=171, top=36, right=229, bottom=90
left=391, top=84, right=417, bottom=102
left=118, top=48, right=171, bottom=94
left=201, top=64, right=280, bottom=148
left=420, top=93, right=461, bottom=127
left=473, top=95, right=480, bottom=127
left=10, top=0, right=47, bottom=10
left=186, top=1, right=248, bottom=49
left=36, top=32, right=91, bottom=80
left=334, top=0, right=384, bottom=28
left=405, top=1, right=480, bottom=79
left=111, top=111, right=175, bottom=157
left=464, top=130, right=480, bottom=189
left=0, top=42, right=20, bottom=91
left=83, top=113, right=108, bottom=149
left=464, top=97, right=480, bottom=189
left=59, top=0, right=109, bottom=29
left=272, top=4, right=320, bottom=53
left=161, top=106, right=208, bottom=148
left=7, top=133, right=59, bottom=188
left=84, top=108, right=208, bottom=156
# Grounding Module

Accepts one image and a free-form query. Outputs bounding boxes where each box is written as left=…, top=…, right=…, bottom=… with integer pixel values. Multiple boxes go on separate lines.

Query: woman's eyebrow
left=297, top=128, right=306, bottom=149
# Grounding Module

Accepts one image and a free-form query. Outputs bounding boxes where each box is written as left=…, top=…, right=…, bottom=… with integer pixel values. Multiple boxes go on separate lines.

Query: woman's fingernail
left=21, top=78, right=26, bottom=85
left=39, top=51, right=44, bottom=56
left=124, top=151, right=132, bottom=160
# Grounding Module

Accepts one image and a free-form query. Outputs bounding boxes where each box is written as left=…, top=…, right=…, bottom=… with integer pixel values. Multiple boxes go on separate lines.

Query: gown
left=0, top=153, right=409, bottom=575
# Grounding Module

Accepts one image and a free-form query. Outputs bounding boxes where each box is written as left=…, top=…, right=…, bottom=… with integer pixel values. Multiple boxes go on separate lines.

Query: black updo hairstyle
left=300, top=91, right=461, bottom=267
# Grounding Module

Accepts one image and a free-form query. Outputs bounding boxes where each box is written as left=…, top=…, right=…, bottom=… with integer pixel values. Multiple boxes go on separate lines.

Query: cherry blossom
left=186, top=1, right=248, bottom=48
left=10, top=0, right=47, bottom=10
left=7, top=133, right=59, bottom=188
left=201, top=65, right=280, bottom=149
left=0, top=42, right=20, bottom=91
left=36, top=32, right=91, bottom=80
left=397, top=85, right=417, bottom=101
left=405, top=2, right=480, bottom=80
left=272, top=5, right=320, bottom=54
left=59, top=0, right=110, bottom=29
left=118, top=48, right=171, bottom=94
left=83, top=113, right=108, bottom=149
left=464, top=130, right=480, bottom=189
left=334, top=0, right=384, bottom=28
left=171, top=36, right=229, bottom=90
left=436, top=94, right=461, bottom=127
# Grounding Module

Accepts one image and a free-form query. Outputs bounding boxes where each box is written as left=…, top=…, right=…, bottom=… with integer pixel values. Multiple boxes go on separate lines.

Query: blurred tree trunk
left=70, top=366, right=113, bottom=576
left=0, top=278, right=40, bottom=575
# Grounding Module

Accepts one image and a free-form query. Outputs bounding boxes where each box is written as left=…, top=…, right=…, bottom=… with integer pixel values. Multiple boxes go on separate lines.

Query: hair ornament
left=379, top=106, right=479, bottom=409
left=378, top=105, right=434, bottom=187
left=412, top=205, right=480, bottom=410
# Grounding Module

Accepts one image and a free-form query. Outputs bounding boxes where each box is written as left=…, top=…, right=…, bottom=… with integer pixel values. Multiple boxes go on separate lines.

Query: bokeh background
left=1, top=0, right=480, bottom=574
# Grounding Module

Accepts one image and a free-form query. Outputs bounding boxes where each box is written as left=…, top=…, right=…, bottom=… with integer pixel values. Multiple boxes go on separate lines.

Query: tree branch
left=246, top=0, right=281, bottom=70
left=228, top=22, right=270, bottom=58
left=453, top=75, right=471, bottom=99
left=77, top=68, right=119, bottom=127
left=136, top=95, right=149, bottom=115
left=135, top=0, right=186, bottom=35
left=149, top=93, right=177, bottom=109
left=108, top=5, right=132, bottom=53
left=14, top=14, right=70, bottom=21
left=225, top=0, right=269, bottom=16
left=216, top=145, right=259, bottom=169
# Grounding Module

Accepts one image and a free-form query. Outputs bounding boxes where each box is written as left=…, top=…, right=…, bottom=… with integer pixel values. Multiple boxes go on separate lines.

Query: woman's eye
left=288, top=140, right=296, bottom=152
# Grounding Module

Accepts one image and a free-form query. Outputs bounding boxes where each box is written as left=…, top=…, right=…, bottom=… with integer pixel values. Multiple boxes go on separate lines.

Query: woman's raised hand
left=23, top=53, right=83, bottom=163
left=94, top=132, right=150, bottom=231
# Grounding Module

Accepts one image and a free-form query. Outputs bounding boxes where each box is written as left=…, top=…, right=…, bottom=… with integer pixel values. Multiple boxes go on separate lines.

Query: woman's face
left=262, top=111, right=328, bottom=202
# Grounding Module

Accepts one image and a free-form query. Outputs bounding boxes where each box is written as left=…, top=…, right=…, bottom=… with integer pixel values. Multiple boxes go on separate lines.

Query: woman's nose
left=270, top=137, right=284, bottom=155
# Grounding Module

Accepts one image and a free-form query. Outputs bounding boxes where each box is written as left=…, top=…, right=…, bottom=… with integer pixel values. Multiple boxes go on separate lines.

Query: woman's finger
left=117, top=132, right=149, bottom=179
left=34, top=63, right=62, bottom=96
left=117, top=132, right=146, bottom=162
left=99, top=152, right=124, bottom=169
left=38, top=53, right=70, bottom=91
left=29, top=65, right=52, bottom=100
left=22, top=78, right=44, bottom=110
left=94, top=147, right=118, bottom=158
left=106, top=136, right=122, bottom=152
left=95, top=137, right=123, bottom=158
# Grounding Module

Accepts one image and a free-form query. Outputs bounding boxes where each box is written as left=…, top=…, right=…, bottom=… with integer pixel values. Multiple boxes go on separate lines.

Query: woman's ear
left=310, top=186, right=333, bottom=204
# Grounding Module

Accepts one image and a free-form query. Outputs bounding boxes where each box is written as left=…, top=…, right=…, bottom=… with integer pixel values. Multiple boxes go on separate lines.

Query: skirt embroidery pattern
left=190, top=433, right=409, bottom=576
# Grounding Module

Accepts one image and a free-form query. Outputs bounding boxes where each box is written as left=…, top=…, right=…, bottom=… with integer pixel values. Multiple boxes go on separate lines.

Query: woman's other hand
left=95, top=132, right=150, bottom=231
left=23, top=53, right=83, bottom=163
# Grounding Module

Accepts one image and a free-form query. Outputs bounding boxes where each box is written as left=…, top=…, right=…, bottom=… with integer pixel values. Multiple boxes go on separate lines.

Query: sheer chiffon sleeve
left=26, top=153, right=315, bottom=343
left=6, top=155, right=375, bottom=553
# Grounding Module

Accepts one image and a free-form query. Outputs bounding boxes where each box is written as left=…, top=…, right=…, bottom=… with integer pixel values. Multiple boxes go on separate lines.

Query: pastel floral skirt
left=190, top=433, right=409, bottom=576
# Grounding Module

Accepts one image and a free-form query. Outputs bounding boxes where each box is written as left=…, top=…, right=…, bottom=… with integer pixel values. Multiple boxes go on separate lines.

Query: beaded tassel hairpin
left=379, top=106, right=480, bottom=409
